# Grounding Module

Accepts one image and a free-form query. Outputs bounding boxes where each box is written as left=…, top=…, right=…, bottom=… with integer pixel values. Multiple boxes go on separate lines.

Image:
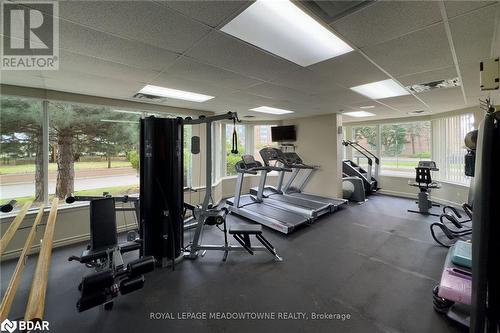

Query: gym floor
left=1, top=194, right=467, bottom=333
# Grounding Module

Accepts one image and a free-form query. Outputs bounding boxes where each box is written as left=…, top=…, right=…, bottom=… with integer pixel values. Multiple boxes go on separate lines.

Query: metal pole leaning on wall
left=0, top=201, right=33, bottom=255
left=24, top=198, right=59, bottom=322
left=0, top=205, right=45, bottom=321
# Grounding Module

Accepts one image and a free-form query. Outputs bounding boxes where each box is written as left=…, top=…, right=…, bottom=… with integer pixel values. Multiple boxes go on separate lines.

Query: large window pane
left=225, top=124, right=245, bottom=176
left=380, top=121, right=431, bottom=176
left=352, top=126, right=378, bottom=171
left=183, top=125, right=192, bottom=188
left=0, top=96, right=43, bottom=209
left=48, top=102, right=140, bottom=199
left=253, top=125, right=277, bottom=163
left=432, top=114, right=474, bottom=184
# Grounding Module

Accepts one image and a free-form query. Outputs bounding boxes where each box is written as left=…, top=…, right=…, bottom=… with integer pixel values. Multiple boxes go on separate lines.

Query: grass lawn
left=1, top=184, right=139, bottom=207
left=0, top=161, right=133, bottom=174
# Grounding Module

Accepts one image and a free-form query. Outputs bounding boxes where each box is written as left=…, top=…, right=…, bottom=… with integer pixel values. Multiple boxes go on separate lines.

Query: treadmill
left=226, top=155, right=311, bottom=234
left=251, top=148, right=347, bottom=211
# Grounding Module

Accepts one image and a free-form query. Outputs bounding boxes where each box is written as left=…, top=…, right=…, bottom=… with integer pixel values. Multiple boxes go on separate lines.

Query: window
left=432, top=113, right=474, bottom=184
left=351, top=125, right=378, bottom=171
left=48, top=101, right=141, bottom=199
left=253, top=125, right=277, bottom=163
left=0, top=96, right=43, bottom=209
left=225, top=124, right=246, bottom=176
left=380, top=121, right=431, bottom=176
left=183, top=125, right=193, bottom=188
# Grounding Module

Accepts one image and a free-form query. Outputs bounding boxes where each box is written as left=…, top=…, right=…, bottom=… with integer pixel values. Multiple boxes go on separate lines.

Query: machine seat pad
left=408, top=180, right=441, bottom=188
left=229, top=224, right=262, bottom=235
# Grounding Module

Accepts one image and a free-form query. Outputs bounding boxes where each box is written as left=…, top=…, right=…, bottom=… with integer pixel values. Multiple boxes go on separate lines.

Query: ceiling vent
left=133, top=93, right=169, bottom=103
left=406, top=77, right=461, bottom=94
left=300, top=0, right=374, bottom=24
left=407, top=110, right=430, bottom=115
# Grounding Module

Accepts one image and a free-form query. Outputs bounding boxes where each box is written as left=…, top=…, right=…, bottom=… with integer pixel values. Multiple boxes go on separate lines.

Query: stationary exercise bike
left=408, top=161, right=441, bottom=216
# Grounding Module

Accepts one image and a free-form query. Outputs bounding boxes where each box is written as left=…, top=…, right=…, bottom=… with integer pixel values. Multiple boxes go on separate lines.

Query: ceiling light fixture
left=350, top=79, right=409, bottom=99
left=220, top=0, right=353, bottom=67
left=343, top=111, right=375, bottom=118
left=138, top=85, right=214, bottom=102
left=250, top=106, right=295, bottom=115
left=359, top=105, right=375, bottom=109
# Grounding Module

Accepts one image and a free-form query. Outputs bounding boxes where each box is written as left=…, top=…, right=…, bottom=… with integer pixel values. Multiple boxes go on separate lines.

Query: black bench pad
left=229, top=224, right=262, bottom=235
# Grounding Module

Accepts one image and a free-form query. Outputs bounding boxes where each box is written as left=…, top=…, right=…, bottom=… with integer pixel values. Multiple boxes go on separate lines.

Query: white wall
left=282, top=114, right=343, bottom=198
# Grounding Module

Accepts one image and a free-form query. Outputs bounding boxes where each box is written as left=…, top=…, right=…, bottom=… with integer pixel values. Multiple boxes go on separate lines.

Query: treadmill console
left=259, top=147, right=283, bottom=166
left=282, top=152, right=303, bottom=165
left=241, top=154, right=259, bottom=168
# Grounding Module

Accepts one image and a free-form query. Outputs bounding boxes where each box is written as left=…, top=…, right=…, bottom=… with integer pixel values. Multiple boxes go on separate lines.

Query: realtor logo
left=1, top=1, right=59, bottom=70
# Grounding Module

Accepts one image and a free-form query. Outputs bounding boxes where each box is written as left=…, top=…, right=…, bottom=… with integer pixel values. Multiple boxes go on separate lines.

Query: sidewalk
left=0, top=167, right=137, bottom=185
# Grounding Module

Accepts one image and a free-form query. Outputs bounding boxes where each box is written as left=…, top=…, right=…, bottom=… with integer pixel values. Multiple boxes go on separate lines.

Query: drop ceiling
left=1, top=0, right=499, bottom=122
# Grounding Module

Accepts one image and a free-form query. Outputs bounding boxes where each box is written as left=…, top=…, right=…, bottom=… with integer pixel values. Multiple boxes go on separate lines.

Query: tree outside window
left=225, top=124, right=245, bottom=176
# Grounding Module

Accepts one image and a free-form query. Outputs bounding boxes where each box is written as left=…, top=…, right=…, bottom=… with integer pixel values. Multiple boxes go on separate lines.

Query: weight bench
left=227, top=224, right=280, bottom=261
left=68, top=197, right=155, bottom=312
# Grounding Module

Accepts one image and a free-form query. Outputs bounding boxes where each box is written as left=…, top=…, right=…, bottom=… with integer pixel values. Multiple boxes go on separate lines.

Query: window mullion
left=42, top=100, right=49, bottom=206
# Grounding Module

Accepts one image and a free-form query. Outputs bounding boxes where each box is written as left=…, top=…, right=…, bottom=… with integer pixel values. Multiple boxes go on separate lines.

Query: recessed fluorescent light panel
left=250, top=106, right=295, bottom=115
left=359, top=105, right=375, bottom=109
left=350, top=79, right=410, bottom=99
left=220, top=0, right=353, bottom=67
left=138, top=85, right=214, bottom=102
left=343, top=111, right=375, bottom=118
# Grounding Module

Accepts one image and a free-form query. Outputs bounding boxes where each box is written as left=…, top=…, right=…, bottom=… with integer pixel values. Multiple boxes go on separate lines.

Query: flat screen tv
left=271, top=126, right=296, bottom=142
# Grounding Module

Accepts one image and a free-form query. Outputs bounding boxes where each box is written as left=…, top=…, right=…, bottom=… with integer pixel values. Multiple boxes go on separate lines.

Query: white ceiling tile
left=379, top=95, right=428, bottom=112
left=59, top=1, right=211, bottom=53
left=460, top=62, right=481, bottom=98
left=362, top=23, right=454, bottom=77
left=313, top=87, right=373, bottom=108
left=59, top=20, right=180, bottom=72
left=245, top=83, right=314, bottom=103
left=397, top=66, right=458, bottom=86
left=307, top=51, right=388, bottom=88
left=164, top=57, right=262, bottom=90
left=444, top=1, right=496, bottom=18
left=185, top=31, right=300, bottom=81
left=269, top=68, right=343, bottom=94
left=449, top=4, right=498, bottom=64
left=42, top=71, right=143, bottom=100
left=0, top=72, right=46, bottom=89
left=56, top=50, right=160, bottom=84
left=417, top=87, right=466, bottom=113
left=331, top=1, right=442, bottom=48
left=160, top=0, right=249, bottom=28
left=149, top=72, right=240, bottom=98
